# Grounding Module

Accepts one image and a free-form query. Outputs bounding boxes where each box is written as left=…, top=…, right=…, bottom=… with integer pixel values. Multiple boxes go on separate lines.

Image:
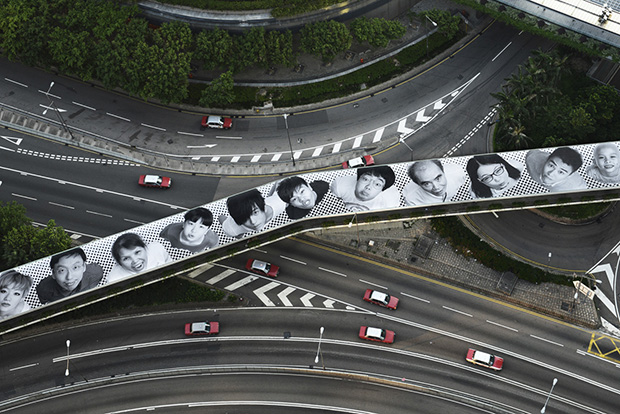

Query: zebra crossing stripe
left=352, top=136, right=363, bottom=148
left=224, top=275, right=258, bottom=290
left=312, top=147, right=322, bottom=157
left=205, top=269, right=235, bottom=284
left=372, top=128, right=384, bottom=143
left=188, top=264, right=214, bottom=278
left=332, top=142, right=341, bottom=153
left=271, top=153, right=282, bottom=161
left=254, top=281, right=279, bottom=307
left=278, top=287, right=296, bottom=306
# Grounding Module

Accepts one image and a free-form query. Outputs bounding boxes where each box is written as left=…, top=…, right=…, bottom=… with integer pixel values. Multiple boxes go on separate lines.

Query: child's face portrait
left=243, top=203, right=267, bottom=231
left=181, top=219, right=210, bottom=245
left=595, top=145, right=620, bottom=177
left=542, top=156, right=573, bottom=185
left=477, top=163, right=510, bottom=190
left=118, top=246, right=148, bottom=273
left=0, top=284, right=24, bottom=315
left=52, top=254, right=86, bottom=293
left=289, top=184, right=317, bottom=210
left=355, top=173, right=385, bottom=202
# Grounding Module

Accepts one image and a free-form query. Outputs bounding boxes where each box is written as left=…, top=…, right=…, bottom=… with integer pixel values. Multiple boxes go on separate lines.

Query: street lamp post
left=399, top=134, right=414, bottom=160
left=348, top=213, right=360, bottom=248
left=65, top=340, right=71, bottom=377
left=283, top=113, right=296, bottom=167
left=541, top=378, right=557, bottom=413
left=43, top=81, right=75, bottom=141
left=314, top=326, right=325, bottom=370
left=425, top=16, right=438, bottom=58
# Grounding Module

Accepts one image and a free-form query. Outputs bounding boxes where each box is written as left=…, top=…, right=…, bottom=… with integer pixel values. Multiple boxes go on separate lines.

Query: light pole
left=283, top=113, right=296, bottom=167
left=425, top=16, right=437, bottom=58
left=571, top=272, right=602, bottom=311
left=399, top=134, right=414, bottom=161
left=43, top=81, right=75, bottom=140
left=348, top=213, right=360, bottom=248
left=541, top=378, right=557, bottom=413
left=65, top=340, right=71, bottom=376
left=314, top=326, right=325, bottom=370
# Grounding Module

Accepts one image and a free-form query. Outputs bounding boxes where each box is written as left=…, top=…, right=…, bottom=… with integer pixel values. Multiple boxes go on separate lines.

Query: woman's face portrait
left=243, top=203, right=268, bottom=231
left=118, top=246, right=148, bottom=273
left=477, top=163, right=510, bottom=190
left=181, top=219, right=210, bottom=245
left=595, top=145, right=620, bottom=177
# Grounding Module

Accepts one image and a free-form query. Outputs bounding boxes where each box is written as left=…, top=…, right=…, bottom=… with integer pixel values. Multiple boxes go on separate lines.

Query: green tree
left=200, top=70, right=235, bottom=108
left=233, top=27, right=267, bottom=72
left=300, top=20, right=352, bottom=62
left=0, top=0, right=51, bottom=66
left=421, top=9, right=460, bottom=40
left=350, top=17, right=406, bottom=48
left=265, top=30, right=294, bottom=67
left=195, top=28, right=234, bottom=70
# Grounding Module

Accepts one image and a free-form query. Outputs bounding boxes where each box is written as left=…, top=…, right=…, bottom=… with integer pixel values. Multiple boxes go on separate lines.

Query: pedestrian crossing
left=188, top=263, right=352, bottom=309
left=189, top=76, right=479, bottom=164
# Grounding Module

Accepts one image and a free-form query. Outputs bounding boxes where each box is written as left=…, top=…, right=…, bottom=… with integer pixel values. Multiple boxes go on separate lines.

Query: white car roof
left=473, top=350, right=492, bottom=364
left=207, top=116, right=222, bottom=123
left=252, top=260, right=269, bottom=271
left=348, top=157, right=364, bottom=167
left=191, top=322, right=207, bottom=331
left=144, top=175, right=160, bottom=184
left=370, top=291, right=388, bottom=302
left=366, top=327, right=383, bottom=338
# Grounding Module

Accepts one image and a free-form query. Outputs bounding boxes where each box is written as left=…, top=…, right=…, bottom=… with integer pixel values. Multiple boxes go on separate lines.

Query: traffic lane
left=3, top=372, right=494, bottom=414
left=4, top=330, right=608, bottom=413
left=0, top=170, right=184, bottom=236
left=225, top=238, right=608, bottom=380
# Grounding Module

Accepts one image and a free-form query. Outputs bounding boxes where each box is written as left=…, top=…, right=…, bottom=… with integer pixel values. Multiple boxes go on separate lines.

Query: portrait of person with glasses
left=466, top=154, right=522, bottom=198
left=403, top=160, right=466, bottom=206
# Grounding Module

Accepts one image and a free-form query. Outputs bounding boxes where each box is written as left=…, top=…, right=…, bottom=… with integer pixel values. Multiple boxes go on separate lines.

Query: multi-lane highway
left=2, top=239, right=617, bottom=413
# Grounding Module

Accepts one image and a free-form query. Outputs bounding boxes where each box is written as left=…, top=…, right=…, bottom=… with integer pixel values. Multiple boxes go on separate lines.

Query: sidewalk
left=300, top=219, right=601, bottom=329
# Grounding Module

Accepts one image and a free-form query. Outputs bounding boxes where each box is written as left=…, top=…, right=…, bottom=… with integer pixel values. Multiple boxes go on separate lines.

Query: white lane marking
left=1, top=136, right=23, bottom=146
left=141, top=123, right=166, bottom=131
left=5, top=78, right=28, bottom=87
left=332, top=142, right=341, bottom=153
left=359, top=279, right=387, bottom=289
left=486, top=320, right=518, bottom=332
left=178, top=131, right=204, bottom=137
left=280, top=255, right=306, bottom=265
left=252, top=248, right=268, bottom=254
left=49, top=202, right=74, bottom=209
left=492, top=41, right=512, bottom=62
left=124, top=218, right=145, bottom=225
left=324, top=299, right=335, bottom=308
left=293, top=151, right=302, bottom=160
left=187, top=144, right=217, bottom=148
left=187, top=264, right=214, bottom=278
left=254, top=282, right=279, bottom=307
left=318, top=267, right=347, bottom=277
left=12, top=193, right=37, bottom=201
left=576, top=349, right=620, bottom=368
left=530, top=335, right=564, bottom=347
left=311, top=147, right=322, bottom=157
left=72, top=101, right=96, bottom=111
left=9, top=363, right=39, bottom=371
left=372, top=128, right=384, bottom=143
left=400, top=292, right=429, bottom=303
left=106, top=112, right=130, bottom=122
left=271, top=153, right=282, bottom=161
left=352, top=136, right=363, bottom=148
left=215, top=136, right=242, bottom=140
left=224, top=275, right=258, bottom=291
left=250, top=155, right=261, bottom=162
left=300, top=293, right=315, bottom=307
left=278, top=286, right=295, bottom=307
left=231, top=156, right=240, bottom=163
left=442, top=306, right=472, bottom=317
left=211, top=156, right=220, bottom=162
left=86, top=210, right=112, bottom=218
left=206, top=269, right=236, bottom=285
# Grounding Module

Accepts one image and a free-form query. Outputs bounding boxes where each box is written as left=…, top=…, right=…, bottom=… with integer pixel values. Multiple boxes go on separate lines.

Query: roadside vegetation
left=0, top=202, right=72, bottom=271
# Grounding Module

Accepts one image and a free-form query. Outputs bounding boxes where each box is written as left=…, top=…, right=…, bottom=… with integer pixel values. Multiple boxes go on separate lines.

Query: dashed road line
left=486, top=320, right=518, bottom=332
left=530, top=334, right=564, bottom=347
left=442, top=306, right=472, bottom=317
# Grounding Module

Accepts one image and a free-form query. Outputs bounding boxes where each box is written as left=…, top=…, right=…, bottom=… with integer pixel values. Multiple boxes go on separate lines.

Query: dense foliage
left=0, top=202, right=72, bottom=271
left=492, top=48, right=620, bottom=151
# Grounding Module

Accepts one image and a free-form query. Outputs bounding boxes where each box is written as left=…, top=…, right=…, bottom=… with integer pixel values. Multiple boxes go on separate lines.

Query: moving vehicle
left=138, top=175, right=172, bottom=189
left=245, top=259, right=280, bottom=277
left=201, top=115, right=233, bottom=129
left=359, top=326, right=395, bottom=344
left=465, top=348, right=504, bottom=371
left=342, top=155, right=375, bottom=169
left=363, top=289, right=399, bottom=309
left=184, top=321, right=220, bottom=336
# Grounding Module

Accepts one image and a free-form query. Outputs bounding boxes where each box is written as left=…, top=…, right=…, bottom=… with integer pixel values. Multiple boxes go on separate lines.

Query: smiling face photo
left=118, top=245, right=148, bottom=273
left=594, top=144, right=620, bottom=178
left=52, top=253, right=86, bottom=293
